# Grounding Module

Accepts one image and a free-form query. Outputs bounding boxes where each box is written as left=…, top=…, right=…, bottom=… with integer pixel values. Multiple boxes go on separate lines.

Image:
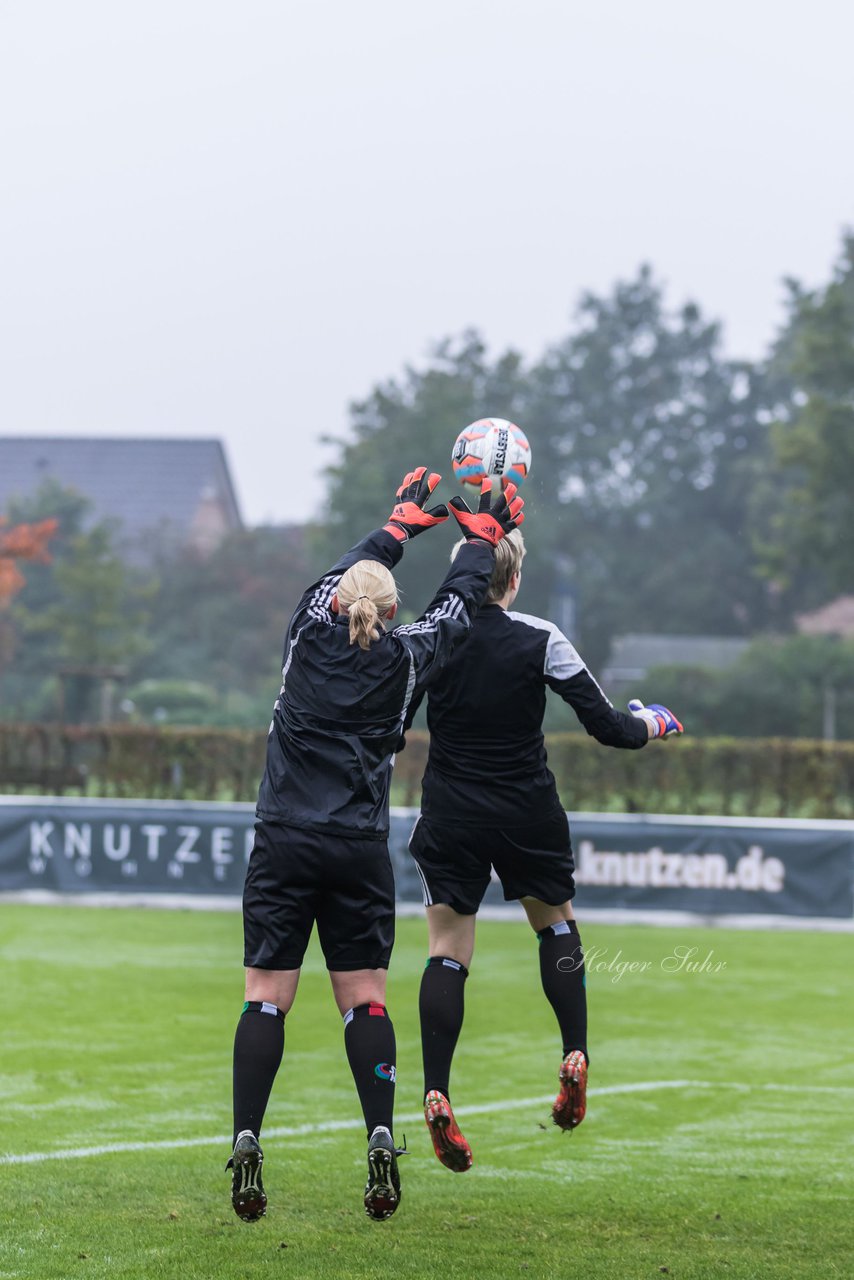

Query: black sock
left=537, top=921, right=588, bottom=1062
left=232, top=1001, right=285, bottom=1144
left=343, top=1003, right=397, bottom=1136
left=419, top=955, right=468, bottom=1102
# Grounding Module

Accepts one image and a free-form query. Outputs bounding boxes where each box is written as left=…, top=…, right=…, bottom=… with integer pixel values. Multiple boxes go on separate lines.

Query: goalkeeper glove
left=448, top=479, right=525, bottom=547
left=628, top=699, right=684, bottom=739
left=383, top=467, right=449, bottom=542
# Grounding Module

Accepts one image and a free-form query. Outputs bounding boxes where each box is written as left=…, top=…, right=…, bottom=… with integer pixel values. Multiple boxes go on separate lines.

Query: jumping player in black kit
left=227, top=469, right=524, bottom=1221
left=405, top=528, right=682, bottom=1171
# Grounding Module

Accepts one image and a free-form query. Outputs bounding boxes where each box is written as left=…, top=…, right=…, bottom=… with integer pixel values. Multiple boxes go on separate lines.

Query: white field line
left=2, top=1079, right=852, bottom=1168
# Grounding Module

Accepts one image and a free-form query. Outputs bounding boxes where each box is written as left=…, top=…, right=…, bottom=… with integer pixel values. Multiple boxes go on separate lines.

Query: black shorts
left=243, top=821, right=395, bottom=971
left=409, top=809, right=576, bottom=916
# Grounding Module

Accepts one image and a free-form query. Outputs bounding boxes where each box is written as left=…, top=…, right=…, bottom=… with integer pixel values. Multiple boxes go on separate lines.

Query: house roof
left=602, top=633, right=751, bottom=683
left=795, top=596, right=854, bottom=638
left=0, top=437, right=243, bottom=557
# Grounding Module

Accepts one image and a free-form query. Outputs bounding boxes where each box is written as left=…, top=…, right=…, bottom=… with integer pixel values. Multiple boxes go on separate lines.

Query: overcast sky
left=1, top=1, right=852, bottom=525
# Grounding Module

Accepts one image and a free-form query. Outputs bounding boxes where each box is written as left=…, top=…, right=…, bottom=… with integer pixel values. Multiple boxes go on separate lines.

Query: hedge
left=0, top=725, right=264, bottom=803
left=2, top=725, right=854, bottom=819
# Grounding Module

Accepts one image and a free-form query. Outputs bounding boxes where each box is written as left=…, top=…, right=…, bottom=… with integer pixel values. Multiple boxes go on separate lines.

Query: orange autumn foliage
left=0, top=518, right=58, bottom=603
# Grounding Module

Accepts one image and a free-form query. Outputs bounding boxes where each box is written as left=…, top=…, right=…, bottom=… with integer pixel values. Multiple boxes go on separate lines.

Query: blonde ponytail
left=338, top=561, right=398, bottom=650
left=347, top=595, right=382, bottom=651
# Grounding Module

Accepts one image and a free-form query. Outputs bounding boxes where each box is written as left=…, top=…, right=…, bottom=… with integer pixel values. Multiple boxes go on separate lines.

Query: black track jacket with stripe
left=256, top=528, right=494, bottom=837
left=405, top=604, right=648, bottom=826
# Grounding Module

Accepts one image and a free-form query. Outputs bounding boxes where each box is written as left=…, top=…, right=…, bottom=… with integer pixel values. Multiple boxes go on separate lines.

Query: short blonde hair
left=338, top=560, right=399, bottom=650
left=451, top=528, right=526, bottom=603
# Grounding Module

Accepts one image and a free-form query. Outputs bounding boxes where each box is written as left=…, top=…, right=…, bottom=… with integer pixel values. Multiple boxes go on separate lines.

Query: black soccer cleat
left=363, top=1126, right=404, bottom=1221
left=227, top=1129, right=267, bottom=1222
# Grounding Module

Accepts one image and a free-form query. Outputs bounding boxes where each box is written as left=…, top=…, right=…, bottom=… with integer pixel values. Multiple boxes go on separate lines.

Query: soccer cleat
left=552, top=1049, right=588, bottom=1131
left=363, top=1126, right=403, bottom=1221
left=424, top=1089, right=472, bottom=1172
left=227, top=1129, right=267, bottom=1221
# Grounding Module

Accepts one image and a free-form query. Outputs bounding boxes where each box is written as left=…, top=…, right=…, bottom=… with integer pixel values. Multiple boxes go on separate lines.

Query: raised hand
left=448, top=479, right=525, bottom=547
left=383, top=467, right=449, bottom=542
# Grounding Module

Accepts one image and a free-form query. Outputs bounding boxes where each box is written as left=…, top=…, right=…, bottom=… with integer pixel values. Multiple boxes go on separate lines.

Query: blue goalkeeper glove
left=628, top=699, right=684, bottom=739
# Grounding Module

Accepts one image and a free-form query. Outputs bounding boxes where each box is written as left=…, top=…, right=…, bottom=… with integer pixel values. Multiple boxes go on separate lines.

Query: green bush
left=2, top=724, right=854, bottom=818
left=0, top=724, right=265, bottom=801
left=643, top=635, right=854, bottom=740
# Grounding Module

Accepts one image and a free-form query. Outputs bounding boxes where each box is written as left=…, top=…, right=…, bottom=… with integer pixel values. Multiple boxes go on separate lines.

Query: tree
left=1, top=482, right=315, bottom=726
left=521, top=267, right=778, bottom=662
left=314, top=332, right=532, bottom=621
left=0, top=482, right=149, bottom=721
left=645, top=635, right=854, bottom=740
left=0, top=515, right=58, bottom=679
left=763, top=234, right=854, bottom=600
left=0, top=517, right=57, bottom=603
left=137, top=523, right=313, bottom=724
left=315, top=269, right=775, bottom=669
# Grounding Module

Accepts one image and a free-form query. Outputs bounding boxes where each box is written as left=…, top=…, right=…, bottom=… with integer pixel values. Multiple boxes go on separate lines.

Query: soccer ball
left=451, top=418, right=532, bottom=489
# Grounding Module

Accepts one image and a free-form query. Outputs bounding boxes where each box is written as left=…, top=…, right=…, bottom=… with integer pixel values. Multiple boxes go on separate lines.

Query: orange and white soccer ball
left=451, top=418, right=532, bottom=490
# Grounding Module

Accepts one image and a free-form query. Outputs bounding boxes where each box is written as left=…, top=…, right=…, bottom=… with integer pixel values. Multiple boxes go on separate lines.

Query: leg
left=493, top=811, right=587, bottom=1132
left=234, top=969, right=300, bottom=1142
left=522, top=897, right=588, bottom=1130
left=233, top=967, right=300, bottom=1139
left=329, top=968, right=387, bottom=1016
left=330, top=968, right=396, bottom=1136
left=409, top=818, right=493, bottom=1173
left=421, top=904, right=476, bottom=1099
left=316, top=838, right=401, bottom=1220
left=229, top=969, right=300, bottom=1222
left=232, top=821, right=318, bottom=1219
left=521, top=896, right=575, bottom=932
left=522, top=897, right=586, bottom=1060
left=330, top=968, right=401, bottom=1220
left=419, top=904, right=477, bottom=1172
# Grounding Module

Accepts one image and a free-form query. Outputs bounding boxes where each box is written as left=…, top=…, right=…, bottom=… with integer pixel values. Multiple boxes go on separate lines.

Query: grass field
left=1, top=905, right=852, bottom=1280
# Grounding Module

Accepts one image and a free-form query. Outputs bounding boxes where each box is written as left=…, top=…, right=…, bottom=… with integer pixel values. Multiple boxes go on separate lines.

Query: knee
left=429, top=944, right=473, bottom=971
left=244, top=968, right=299, bottom=1014
left=329, top=970, right=388, bottom=1016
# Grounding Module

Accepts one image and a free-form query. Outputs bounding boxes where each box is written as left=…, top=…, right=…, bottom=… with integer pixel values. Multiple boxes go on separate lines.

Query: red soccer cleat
left=424, top=1090, right=473, bottom=1172
left=552, top=1050, right=588, bottom=1131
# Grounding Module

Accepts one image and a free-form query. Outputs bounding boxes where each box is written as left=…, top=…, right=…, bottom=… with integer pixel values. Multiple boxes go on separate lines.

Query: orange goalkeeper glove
left=448, top=478, right=525, bottom=547
left=383, top=467, right=449, bottom=542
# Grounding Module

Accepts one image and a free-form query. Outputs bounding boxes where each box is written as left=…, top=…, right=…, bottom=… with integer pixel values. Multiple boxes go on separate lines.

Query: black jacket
left=406, top=604, right=648, bottom=826
left=256, top=528, right=494, bottom=837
